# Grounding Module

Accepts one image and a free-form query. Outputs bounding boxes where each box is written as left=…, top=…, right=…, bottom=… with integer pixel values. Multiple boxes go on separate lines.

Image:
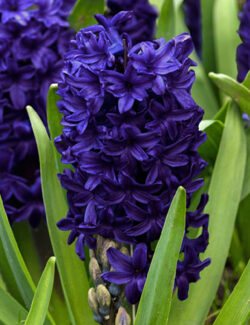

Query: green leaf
left=47, top=84, right=62, bottom=143
left=213, top=97, right=231, bottom=123
left=13, top=222, right=42, bottom=285
left=242, top=71, right=250, bottom=89
left=188, top=176, right=211, bottom=213
left=229, top=228, right=246, bottom=276
left=198, top=119, right=224, bottom=165
left=47, top=84, right=88, bottom=279
left=46, top=84, right=68, bottom=174
left=0, top=240, right=24, bottom=306
left=168, top=102, right=247, bottom=324
left=209, top=72, right=250, bottom=115
left=26, top=221, right=71, bottom=325
left=0, top=197, right=55, bottom=325
left=241, top=128, right=250, bottom=201
left=25, top=257, right=56, bottom=325
left=192, top=61, right=219, bottom=119
left=0, top=286, right=27, bottom=325
left=135, top=187, right=186, bottom=325
left=213, top=0, right=241, bottom=79
left=69, top=0, right=104, bottom=31
left=0, top=196, right=36, bottom=307
left=237, top=194, right=250, bottom=263
left=156, top=0, right=175, bottom=40
left=201, top=0, right=217, bottom=76
left=149, top=0, right=164, bottom=10
left=27, top=106, right=95, bottom=325
left=214, top=261, right=250, bottom=325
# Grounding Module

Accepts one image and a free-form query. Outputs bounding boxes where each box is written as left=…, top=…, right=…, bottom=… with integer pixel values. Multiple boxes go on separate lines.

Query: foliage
left=0, top=0, right=249, bottom=324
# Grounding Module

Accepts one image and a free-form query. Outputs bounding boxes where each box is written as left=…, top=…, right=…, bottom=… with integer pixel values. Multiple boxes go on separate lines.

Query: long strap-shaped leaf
left=0, top=286, right=28, bottom=324
left=0, top=198, right=55, bottom=325
left=25, top=257, right=56, bottom=325
left=209, top=73, right=250, bottom=116
left=27, top=106, right=95, bottom=325
left=135, top=186, right=186, bottom=325
left=13, top=222, right=43, bottom=285
left=168, top=102, right=247, bottom=324
left=47, top=84, right=62, bottom=142
left=214, top=261, right=250, bottom=325
left=47, top=84, right=72, bottom=175
left=198, top=119, right=224, bottom=165
left=201, top=0, right=216, bottom=76
left=213, top=0, right=240, bottom=79
left=0, top=196, right=35, bottom=307
left=0, top=240, right=24, bottom=305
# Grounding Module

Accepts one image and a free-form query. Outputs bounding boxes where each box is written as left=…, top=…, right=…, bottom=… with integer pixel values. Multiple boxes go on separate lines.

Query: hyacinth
left=106, top=0, right=158, bottom=44
left=236, top=0, right=250, bottom=82
left=56, top=12, right=210, bottom=303
left=0, top=0, right=76, bottom=226
left=183, top=0, right=202, bottom=57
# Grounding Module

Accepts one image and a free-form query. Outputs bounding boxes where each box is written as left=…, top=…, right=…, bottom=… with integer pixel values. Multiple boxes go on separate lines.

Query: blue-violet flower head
left=56, top=12, right=210, bottom=303
left=0, top=0, right=75, bottom=226
left=236, top=0, right=250, bottom=82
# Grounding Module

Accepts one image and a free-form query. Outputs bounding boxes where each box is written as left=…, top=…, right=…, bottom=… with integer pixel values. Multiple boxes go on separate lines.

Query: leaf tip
left=26, top=105, right=33, bottom=113
left=208, top=72, right=216, bottom=79
left=177, top=186, right=186, bottom=195
left=48, top=256, right=56, bottom=265
left=49, top=83, right=58, bottom=91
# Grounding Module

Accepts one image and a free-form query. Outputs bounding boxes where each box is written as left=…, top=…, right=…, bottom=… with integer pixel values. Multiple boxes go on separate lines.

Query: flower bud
left=115, top=307, right=131, bottom=325
left=88, top=288, right=104, bottom=324
left=109, top=283, right=122, bottom=296
left=96, top=284, right=112, bottom=317
left=88, top=288, right=99, bottom=315
left=100, top=240, right=117, bottom=272
left=120, top=247, right=130, bottom=257
left=96, top=236, right=106, bottom=261
left=89, top=257, right=102, bottom=286
left=89, top=249, right=96, bottom=258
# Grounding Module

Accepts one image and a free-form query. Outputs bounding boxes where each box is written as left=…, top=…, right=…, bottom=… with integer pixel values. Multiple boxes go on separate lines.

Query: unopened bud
left=109, top=283, right=122, bottom=296
left=89, top=249, right=95, bottom=258
left=96, top=235, right=105, bottom=258
left=96, top=284, right=111, bottom=316
left=88, top=288, right=103, bottom=324
left=120, top=246, right=130, bottom=257
left=115, top=307, right=131, bottom=325
left=88, top=288, right=99, bottom=315
left=100, top=240, right=117, bottom=272
left=89, top=257, right=102, bottom=285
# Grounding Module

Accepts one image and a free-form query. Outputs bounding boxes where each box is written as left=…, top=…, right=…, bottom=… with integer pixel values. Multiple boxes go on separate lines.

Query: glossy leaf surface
left=135, top=187, right=186, bottom=325
left=25, top=257, right=56, bottom=325
left=214, top=261, right=250, bottom=325
left=27, top=106, right=95, bottom=325
left=0, top=286, right=27, bottom=325
left=168, top=103, right=247, bottom=324
left=209, top=73, right=250, bottom=115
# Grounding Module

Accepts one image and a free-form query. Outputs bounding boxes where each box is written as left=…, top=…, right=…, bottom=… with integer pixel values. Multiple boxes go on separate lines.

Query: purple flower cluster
left=106, top=0, right=158, bottom=44
left=0, top=0, right=75, bottom=226
left=56, top=13, right=210, bottom=302
left=183, top=0, right=202, bottom=57
left=237, top=0, right=250, bottom=82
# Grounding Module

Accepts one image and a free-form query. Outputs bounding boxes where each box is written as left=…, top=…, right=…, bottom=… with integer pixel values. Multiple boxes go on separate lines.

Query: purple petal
left=106, top=247, right=133, bottom=272
left=75, top=233, right=85, bottom=260
left=101, top=271, right=132, bottom=284
left=132, top=243, right=148, bottom=269
left=125, top=280, right=141, bottom=304
left=118, top=95, right=134, bottom=113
